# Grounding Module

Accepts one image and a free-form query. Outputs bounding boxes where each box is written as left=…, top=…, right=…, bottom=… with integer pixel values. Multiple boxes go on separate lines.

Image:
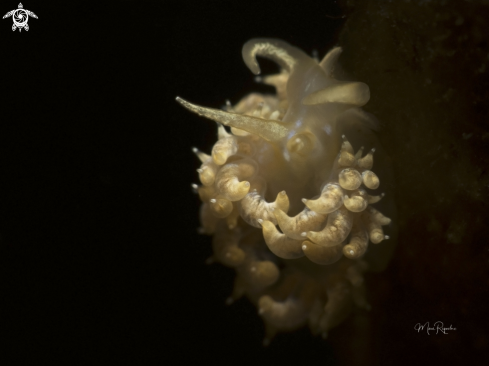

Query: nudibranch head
left=178, top=38, right=396, bottom=343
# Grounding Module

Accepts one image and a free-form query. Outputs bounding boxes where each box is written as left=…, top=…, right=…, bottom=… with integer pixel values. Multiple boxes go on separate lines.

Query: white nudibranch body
left=178, top=38, right=396, bottom=343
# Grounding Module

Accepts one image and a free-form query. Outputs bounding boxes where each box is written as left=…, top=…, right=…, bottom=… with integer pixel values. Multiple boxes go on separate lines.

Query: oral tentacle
left=176, top=97, right=290, bottom=142
left=242, top=38, right=312, bottom=75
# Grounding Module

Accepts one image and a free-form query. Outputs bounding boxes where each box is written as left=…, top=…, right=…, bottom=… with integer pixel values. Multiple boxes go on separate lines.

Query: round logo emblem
left=12, top=9, right=28, bottom=28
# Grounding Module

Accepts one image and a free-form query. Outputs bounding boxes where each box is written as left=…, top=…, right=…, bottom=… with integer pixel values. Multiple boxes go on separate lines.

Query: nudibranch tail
left=180, top=38, right=394, bottom=344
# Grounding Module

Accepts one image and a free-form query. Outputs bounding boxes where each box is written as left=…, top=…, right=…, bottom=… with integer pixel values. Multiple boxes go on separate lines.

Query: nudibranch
left=177, top=39, right=396, bottom=344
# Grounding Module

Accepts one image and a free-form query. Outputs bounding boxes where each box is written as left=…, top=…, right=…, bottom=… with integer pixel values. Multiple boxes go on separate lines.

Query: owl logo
left=3, top=3, right=38, bottom=32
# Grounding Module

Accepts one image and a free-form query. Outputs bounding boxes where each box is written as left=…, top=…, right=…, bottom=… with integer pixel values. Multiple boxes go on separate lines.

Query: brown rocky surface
left=331, top=1, right=489, bottom=364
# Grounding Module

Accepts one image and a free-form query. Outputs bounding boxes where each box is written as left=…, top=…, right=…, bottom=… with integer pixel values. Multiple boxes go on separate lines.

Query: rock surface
left=334, top=0, right=489, bottom=364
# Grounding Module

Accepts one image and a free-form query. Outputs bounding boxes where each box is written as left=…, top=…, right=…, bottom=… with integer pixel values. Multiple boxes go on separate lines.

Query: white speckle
left=324, top=124, right=332, bottom=135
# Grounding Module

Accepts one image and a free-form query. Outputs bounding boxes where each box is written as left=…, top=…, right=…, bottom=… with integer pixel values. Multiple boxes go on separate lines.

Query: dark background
left=1, top=1, right=345, bottom=364
left=2, top=0, right=488, bottom=365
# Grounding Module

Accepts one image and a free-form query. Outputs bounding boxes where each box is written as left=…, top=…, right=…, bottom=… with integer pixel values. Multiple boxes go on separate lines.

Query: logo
left=414, top=321, right=456, bottom=335
left=3, top=3, right=37, bottom=32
